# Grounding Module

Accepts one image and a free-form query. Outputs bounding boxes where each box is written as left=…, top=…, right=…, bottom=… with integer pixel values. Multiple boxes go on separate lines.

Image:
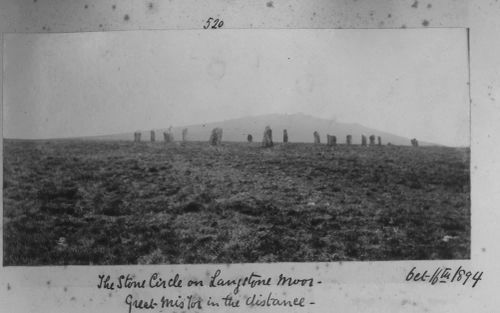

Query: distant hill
left=90, top=113, right=435, bottom=146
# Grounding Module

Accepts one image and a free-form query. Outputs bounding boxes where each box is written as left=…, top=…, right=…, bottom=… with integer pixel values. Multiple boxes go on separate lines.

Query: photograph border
left=0, top=0, right=497, bottom=312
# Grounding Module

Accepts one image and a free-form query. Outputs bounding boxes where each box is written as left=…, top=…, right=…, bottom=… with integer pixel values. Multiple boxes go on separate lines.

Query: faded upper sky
left=3, top=29, right=469, bottom=146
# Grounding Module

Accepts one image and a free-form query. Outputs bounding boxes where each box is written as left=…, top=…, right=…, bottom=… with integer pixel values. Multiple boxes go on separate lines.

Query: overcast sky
left=3, top=28, right=469, bottom=146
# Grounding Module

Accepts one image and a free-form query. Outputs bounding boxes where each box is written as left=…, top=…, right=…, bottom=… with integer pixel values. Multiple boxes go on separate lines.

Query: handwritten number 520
left=204, top=18, right=224, bottom=29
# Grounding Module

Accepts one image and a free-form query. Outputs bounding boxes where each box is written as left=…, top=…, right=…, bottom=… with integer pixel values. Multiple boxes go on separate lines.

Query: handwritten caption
left=97, top=269, right=320, bottom=313
left=406, top=266, right=483, bottom=287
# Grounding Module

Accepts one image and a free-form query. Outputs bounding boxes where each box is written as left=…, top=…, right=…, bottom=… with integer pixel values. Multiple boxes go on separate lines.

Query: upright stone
left=346, top=135, right=352, bottom=145
left=209, top=128, right=223, bottom=146
left=361, top=134, right=367, bottom=146
left=262, top=126, right=273, bottom=147
left=313, top=131, right=320, bottom=144
left=377, top=136, right=382, bottom=146
left=247, top=134, right=253, bottom=143
left=283, top=129, right=288, bottom=143
left=163, top=131, right=172, bottom=143
left=327, top=134, right=337, bottom=146
left=411, top=138, right=419, bottom=147
left=182, top=128, right=188, bottom=142
left=167, top=126, right=174, bottom=142
left=134, top=131, right=141, bottom=142
left=369, top=135, right=376, bottom=145
left=150, top=130, right=155, bottom=142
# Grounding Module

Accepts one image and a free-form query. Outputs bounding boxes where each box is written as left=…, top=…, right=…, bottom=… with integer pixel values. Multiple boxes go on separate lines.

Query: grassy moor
left=3, top=140, right=470, bottom=265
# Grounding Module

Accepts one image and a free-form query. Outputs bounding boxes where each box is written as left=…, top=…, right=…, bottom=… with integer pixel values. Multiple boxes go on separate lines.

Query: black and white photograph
left=3, top=28, right=470, bottom=266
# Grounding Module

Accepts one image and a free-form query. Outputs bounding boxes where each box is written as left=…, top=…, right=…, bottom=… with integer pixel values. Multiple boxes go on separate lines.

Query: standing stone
left=134, top=131, right=142, bottom=142
left=167, top=127, right=174, bottom=142
left=262, top=126, right=273, bottom=147
left=346, top=135, right=352, bottom=145
left=411, top=138, right=419, bottom=147
left=150, top=130, right=155, bottom=142
left=313, top=131, right=320, bottom=144
left=327, top=135, right=337, bottom=146
left=361, top=135, right=367, bottom=146
left=369, top=135, right=376, bottom=145
left=209, top=128, right=223, bottom=146
left=377, top=136, right=382, bottom=146
left=283, top=129, right=288, bottom=143
left=182, top=128, right=188, bottom=142
left=247, top=134, right=253, bottom=143
left=163, top=131, right=172, bottom=143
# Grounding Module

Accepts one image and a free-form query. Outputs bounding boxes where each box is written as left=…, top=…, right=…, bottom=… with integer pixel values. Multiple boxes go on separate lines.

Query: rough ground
left=3, top=140, right=470, bottom=265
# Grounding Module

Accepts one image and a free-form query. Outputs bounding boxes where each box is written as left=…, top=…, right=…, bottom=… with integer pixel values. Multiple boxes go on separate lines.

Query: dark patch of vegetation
left=3, top=140, right=470, bottom=265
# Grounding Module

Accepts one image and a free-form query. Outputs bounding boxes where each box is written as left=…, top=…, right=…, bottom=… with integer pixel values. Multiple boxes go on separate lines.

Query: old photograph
left=3, top=28, right=470, bottom=265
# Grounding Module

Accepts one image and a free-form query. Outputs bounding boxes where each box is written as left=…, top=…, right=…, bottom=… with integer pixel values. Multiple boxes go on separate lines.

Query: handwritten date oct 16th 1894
left=406, top=266, right=483, bottom=287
